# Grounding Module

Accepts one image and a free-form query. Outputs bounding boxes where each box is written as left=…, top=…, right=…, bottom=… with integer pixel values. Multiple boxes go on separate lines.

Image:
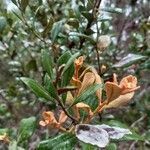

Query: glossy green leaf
left=58, top=51, right=72, bottom=66
left=37, top=133, right=77, bottom=150
left=44, top=73, right=57, bottom=99
left=41, top=49, right=53, bottom=79
left=21, top=77, right=53, bottom=101
left=62, top=52, right=80, bottom=75
left=51, top=19, right=66, bottom=43
left=17, top=117, right=36, bottom=143
left=72, top=84, right=103, bottom=106
left=58, top=51, right=77, bottom=102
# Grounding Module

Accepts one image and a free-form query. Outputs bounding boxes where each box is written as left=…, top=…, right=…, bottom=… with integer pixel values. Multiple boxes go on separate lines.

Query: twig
left=130, top=114, right=147, bottom=128
left=79, top=0, right=102, bottom=49
left=95, top=47, right=101, bottom=74
left=56, top=96, right=78, bottom=124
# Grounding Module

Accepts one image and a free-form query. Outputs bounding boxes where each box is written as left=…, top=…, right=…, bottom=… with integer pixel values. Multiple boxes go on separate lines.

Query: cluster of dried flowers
left=39, top=56, right=140, bottom=132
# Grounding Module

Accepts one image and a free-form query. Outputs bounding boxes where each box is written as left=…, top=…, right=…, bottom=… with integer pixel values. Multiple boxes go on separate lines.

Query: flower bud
left=97, top=35, right=111, bottom=49
left=101, top=65, right=107, bottom=74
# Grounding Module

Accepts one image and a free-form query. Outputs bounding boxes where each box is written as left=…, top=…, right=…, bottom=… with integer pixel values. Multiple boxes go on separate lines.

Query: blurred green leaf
left=81, top=12, right=93, bottom=22
left=106, top=143, right=117, bottom=150
left=113, top=53, right=146, bottom=68
left=0, top=128, right=10, bottom=135
left=38, top=133, right=77, bottom=150
left=41, top=49, right=53, bottom=79
left=18, top=117, right=36, bottom=143
left=20, top=0, right=29, bottom=12
left=69, top=32, right=95, bottom=44
left=87, top=0, right=94, bottom=11
left=0, top=17, right=7, bottom=32
left=25, top=59, right=37, bottom=72
left=11, top=0, right=18, bottom=6
left=67, top=18, right=79, bottom=28
left=9, top=141, right=25, bottom=150
left=21, top=77, right=54, bottom=101
left=51, top=19, right=66, bottom=43
left=101, top=7, right=123, bottom=14
left=80, top=142, right=98, bottom=150
left=72, top=84, right=103, bottom=106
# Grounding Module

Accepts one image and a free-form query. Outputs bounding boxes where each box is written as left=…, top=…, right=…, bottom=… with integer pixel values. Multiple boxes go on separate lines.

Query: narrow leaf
left=44, top=73, right=57, bottom=99
left=20, top=0, right=29, bottom=12
left=72, top=84, right=103, bottom=106
left=58, top=51, right=71, bottom=66
left=41, top=49, right=53, bottom=79
left=38, top=133, right=77, bottom=150
left=51, top=19, right=66, bottom=43
left=21, top=77, right=53, bottom=101
left=62, top=52, right=80, bottom=75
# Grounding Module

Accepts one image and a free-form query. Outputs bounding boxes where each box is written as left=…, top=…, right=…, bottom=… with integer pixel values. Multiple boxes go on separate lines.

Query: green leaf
left=37, top=133, right=77, bottom=150
left=57, top=51, right=76, bottom=102
left=0, top=128, right=10, bottom=135
left=106, top=143, right=117, bottom=150
left=62, top=52, right=80, bottom=75
left=113, top=53, right=146, bottom=68
left=101, top=7, right=123, bottom=14
left=44, top=73, right=57, bottom=99
left=20, top=0, right=29, bottom=12
left=0, top=17, right=7, bottom=32
left=69, top=32, right=95, bottom=44
left=41, top=49, right=53, bottom=79
left=58, top=51, right=72, bottom=66
left=17, top=117, right=36, bottom=143
left=67, top=18, right=79, bottom=28
left=51, top=19, right=66, bottom=43
left=11, top=0, right=18, bottom=6
left=72, top=84, right=103, bottom=106
left=9, top=141, right=25, bottom=150
left=25, top=59, right=37, bottom=72
left=80, top=142, right=98, bottom=150
left=81, top=12, right=93, bottom=22
left=21, top=77, right=54, bottom=101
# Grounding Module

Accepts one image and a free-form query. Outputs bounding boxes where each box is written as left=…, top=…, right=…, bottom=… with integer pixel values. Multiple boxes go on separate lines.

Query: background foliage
left=0, top=0, right=149, bottom=149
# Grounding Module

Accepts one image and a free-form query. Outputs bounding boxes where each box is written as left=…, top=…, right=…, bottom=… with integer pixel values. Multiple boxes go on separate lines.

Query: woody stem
left=93, top=101, right=107, bottom=114
left=56, top=96, right=78, bottom=124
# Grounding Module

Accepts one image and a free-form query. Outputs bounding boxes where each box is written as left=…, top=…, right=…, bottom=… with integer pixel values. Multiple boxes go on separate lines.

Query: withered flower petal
left=105, top=82, right=121, bottom=103
left=104, top=92, right=135, bottom=108
left=78, top=72, right=95, bottom=96
left=58, top=111, right=68, bottom=124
